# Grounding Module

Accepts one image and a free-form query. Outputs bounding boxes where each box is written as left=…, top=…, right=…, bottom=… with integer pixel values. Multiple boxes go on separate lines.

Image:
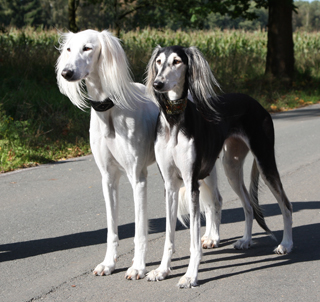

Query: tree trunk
left=68, top=0, right=78, bottom=32
left=266, top=0, right=294, bottom=82
left=114, top=0, right=121, bottom=38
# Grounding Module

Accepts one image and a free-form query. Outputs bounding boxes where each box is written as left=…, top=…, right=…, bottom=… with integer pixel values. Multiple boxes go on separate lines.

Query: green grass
left=1, top=27, right=320, bottom=172
left=0, top=28, right=91, bottom=172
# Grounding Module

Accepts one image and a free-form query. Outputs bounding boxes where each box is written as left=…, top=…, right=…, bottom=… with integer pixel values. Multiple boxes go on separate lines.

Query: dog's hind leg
left=93, top=166, right=121, bottom=276
left=222, top=136, right=254, bottom=249
left=201, top=167, right=222, bottom=249
left=255, top=157, right=293, bottom=254
left=249, top=116, right=293, bottom=254
left=125, top=168, right=148, bottom=280
left=147, top=178, right=182, bottom=282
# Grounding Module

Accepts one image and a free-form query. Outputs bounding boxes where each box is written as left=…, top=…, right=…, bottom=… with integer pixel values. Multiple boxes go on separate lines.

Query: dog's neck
left=162, top=77, right=189, bottom=116
left=85, top=71, right=108, bottom=103
left=85, top=71, right=115, bottom=111
left=164, top=96, right=188, bottom=115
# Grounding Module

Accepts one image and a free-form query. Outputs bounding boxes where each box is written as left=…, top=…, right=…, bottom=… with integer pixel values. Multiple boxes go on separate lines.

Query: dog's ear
left=185, top=46, right=221, bottom=113
left=146, top=45, right=161, bottom=99
left=97, top=30, right=144, bottom=109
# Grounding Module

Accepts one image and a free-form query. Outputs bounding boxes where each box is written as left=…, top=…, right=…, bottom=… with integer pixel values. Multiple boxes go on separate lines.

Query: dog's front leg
left=93, top=171, right=121, bottom=276
left=147, top=181, right=181, bottom=282
left=125, top=172, right=148, bottom=280
left=178, top=185, right=201, bottom=288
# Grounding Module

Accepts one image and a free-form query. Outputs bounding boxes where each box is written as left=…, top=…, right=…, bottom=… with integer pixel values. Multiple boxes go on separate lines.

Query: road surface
left=1, top=104, right=319, bottom=301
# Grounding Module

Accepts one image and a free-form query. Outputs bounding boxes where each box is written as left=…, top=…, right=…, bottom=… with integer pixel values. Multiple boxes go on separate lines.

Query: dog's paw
left=177, top=275, right=198, bottom=288
left=93, top=262, right=115, bottom=276
left=146, top=268, right=170, bottom=281
left=202, top=238, right=219, bottom=249
left=274, top=242, right=292, bottom=255
left=234, top=239, right=252, bottom=250
left=125, top=266, right=146, bottom=280
left=201, top=235, right=219, bottom=249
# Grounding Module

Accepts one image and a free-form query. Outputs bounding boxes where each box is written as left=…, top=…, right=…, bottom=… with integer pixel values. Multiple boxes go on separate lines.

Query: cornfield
left=0, top=27, right=319, bottom=172
left=1, top=27, right=320, bottom=82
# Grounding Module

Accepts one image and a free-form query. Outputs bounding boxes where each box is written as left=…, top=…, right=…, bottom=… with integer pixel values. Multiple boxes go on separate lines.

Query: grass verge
left=1, top=28, right=320, bottom=173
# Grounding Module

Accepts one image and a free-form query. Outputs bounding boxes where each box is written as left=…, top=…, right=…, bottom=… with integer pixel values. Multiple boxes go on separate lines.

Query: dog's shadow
left=147, top=200, right=320, bottom=284
left=196, top=220, right=319, bottom=286
left=1, top=201, right=319, bottom=281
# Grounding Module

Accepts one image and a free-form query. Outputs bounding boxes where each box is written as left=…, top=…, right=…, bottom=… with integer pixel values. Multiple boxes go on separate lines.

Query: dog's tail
left=177, top=186, right=189, bottom=227
left=177, top=180, right=215, bottom=228
left=249, top=160, right=276, bottom=240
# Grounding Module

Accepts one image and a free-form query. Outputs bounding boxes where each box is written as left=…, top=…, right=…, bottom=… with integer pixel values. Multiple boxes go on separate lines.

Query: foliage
left=1, top=0, right=320, bottom=32
left=293, top=0, right=320, bottom=31
left=0, top=28, right=319, bottom=172
left=0, top=28, right=91, bottom=172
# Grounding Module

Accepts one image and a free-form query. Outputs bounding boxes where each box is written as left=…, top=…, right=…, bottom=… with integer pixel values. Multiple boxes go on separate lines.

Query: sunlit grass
left=0, top=27, right=319, bottom=172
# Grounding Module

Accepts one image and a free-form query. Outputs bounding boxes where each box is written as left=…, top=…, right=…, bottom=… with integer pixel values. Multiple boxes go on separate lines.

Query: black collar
left=90, top=98, right=114, bottom=112
left=164, top=97, right=188, bottom=115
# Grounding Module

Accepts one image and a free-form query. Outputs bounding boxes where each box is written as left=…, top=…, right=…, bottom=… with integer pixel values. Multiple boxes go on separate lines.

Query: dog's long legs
left=256, top=160, right=293, bottom=254
left=125, top=168, right=148, bottom=280
left=178, top=183, right=202, bottom=288
left=147, top=179, right=182, bottom=282
left=93, top=167, right=121, bottom=276
left=200, top=167, right=223, bottom=248
left=249, top=120, right=293, bottom=254
left=222, top=137, right=254, bottom=249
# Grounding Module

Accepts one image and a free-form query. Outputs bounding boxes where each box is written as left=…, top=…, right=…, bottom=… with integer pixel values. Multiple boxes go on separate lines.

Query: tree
left=265, top=0, right=295, bottom=81
left=82, top=0, right=152, bottom=37
left=0, top=0, right=26, bottom=27
left=68, top=0, right=80, bottom=32
left=23, top=0, right=42, bottom=26
left=0, top=0, right=43, bottom=27
left=170, top=0, right=296, bottom=82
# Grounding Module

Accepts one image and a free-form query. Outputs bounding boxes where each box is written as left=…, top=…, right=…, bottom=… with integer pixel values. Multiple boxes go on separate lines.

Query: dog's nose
left=153, top=81, right=164, bottom=90
left=61, top=69, right=74, bottom=80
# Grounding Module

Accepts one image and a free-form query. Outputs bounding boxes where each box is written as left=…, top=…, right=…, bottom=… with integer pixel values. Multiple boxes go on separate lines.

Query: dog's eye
left=83, top=46, right=92, bottom=52
left=156, top=59, right=161, bottom=65
left=173, top=59, right=182, bottom=65
left=67, top=48, right=71, bottom=52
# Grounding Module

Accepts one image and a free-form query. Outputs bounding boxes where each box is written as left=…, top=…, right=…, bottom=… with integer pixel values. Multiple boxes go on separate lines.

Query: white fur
left=56, top=29, right=158, bottom=280
left=56, top=29, right=147, bottom=110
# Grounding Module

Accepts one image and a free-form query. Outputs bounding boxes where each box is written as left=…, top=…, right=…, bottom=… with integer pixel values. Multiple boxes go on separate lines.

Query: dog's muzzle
left=153, top=80, right=164, bottom=90
left=61, top=68, right=74, bottom=81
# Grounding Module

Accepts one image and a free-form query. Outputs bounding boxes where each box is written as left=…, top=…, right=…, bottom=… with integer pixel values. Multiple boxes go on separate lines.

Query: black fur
left=153, top=46, right=291, bottom=213
left=148, top=45, right=293, bottom=287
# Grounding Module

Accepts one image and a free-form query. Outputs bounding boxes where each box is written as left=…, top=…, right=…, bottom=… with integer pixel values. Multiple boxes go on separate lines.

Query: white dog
left=56, top=29, right=159, bottom=279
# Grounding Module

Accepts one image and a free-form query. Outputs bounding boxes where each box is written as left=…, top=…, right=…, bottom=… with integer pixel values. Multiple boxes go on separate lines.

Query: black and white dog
left=146, top=45, right=293, bottom=288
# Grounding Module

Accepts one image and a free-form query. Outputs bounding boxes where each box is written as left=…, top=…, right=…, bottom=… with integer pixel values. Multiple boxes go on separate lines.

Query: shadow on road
left=195, top=220, right=320, bottom=286
left=0, top=201, right=319, bottom=265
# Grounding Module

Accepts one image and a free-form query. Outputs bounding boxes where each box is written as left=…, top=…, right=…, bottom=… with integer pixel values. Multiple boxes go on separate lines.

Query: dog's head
left=147, top=46, right=189, bottom=94
left=57, top=30, right=104, bottom=82
left=56, top=29, right=143, bottom=110
left=146, top=45, right=221, bottom=113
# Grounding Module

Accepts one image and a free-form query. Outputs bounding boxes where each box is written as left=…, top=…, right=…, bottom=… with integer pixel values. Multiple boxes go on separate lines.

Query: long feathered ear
left=56, top=32, right=89, bottom=110
left=97, top=30, right=145, bottom=109
left=185, top=46, right=221, bottom=113
left=145, top=45, right=162, bottom=102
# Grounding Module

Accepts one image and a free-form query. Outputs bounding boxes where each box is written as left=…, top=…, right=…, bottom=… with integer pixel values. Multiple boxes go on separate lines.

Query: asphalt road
left=1, top=104, right=320, bottom=302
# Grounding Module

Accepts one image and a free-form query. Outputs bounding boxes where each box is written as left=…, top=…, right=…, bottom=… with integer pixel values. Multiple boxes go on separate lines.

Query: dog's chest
left=155, top=122, right=196, bottom=176
left=90, top=108, right=155, bottom=170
